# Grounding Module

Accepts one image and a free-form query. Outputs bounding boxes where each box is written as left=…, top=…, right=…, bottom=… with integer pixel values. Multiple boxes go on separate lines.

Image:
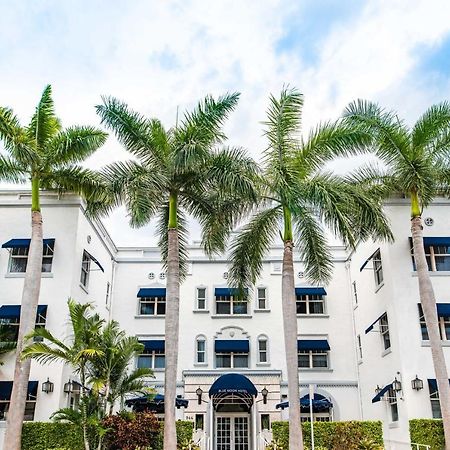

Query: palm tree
left=0, top=324, right=17, bottom=364
left=228, top=88, right=393, bottom=450
left=90, top=93, right=258, bottom=450
left=343, top=100, right=450, bottom=449
left=0, top=85, right=107, bottom=450
left=23, top=299, right=105, bottom=450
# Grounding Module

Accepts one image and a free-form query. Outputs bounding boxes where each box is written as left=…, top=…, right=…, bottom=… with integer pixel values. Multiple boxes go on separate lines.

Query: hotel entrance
left=216, top=415, right=250, bottom=450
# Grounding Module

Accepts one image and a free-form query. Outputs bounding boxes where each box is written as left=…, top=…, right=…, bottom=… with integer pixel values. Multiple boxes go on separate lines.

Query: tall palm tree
left=343, top=100, right=450, bottom=449
left=90, top=93, right=258, bottom=450
left=23, top=299, right=105, bottom=450
left=228, top=88, right=393, bottom=450
left=0, top=85, right=107, bottom=450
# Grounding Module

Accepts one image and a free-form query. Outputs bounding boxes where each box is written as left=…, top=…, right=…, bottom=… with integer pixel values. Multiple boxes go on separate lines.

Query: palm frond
left=0, top=154, right=27, bottom=183
left=21, top=342, right=70, bottom=365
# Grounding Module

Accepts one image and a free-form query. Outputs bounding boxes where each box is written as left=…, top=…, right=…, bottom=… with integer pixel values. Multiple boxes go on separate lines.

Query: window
left=105, top=282, right=111, bottom=306
left=196, top=336, right=206, bottom=364
left=298, top=350, right=329, bottom=368
left=429, top=382, right=442, bottom=418
left=216, top=351, right=249, bottom=368
left=80, top=251, right=91, bottom=288
left=412, top=243, right=450, bottom=272
left=137, top=349, right=165, bottom=369
left=139, top=296, right=166, bottom=316
left=260, top=414, right=270, bottom=430
left=0, top=383, right=37, bottom=421
left=257, top=288, right=267, bottom=309
left=215, top=294, right=247, bottom=315
left=300, top=413, right=331, bottom=423
left=195, top=414, right=204, bottom=430
left=258, top=336, right=268, bottom=363
left=387, top=388, right=399, bottom=422
left=352, top=281, right=358, bottom=306
left=296, top=294, right=325, bottom=315
left=373, top=249, right=383, bottom=287
left=418, top=305, right=450, bottom=341
left=379, top=313, right=391, bottom=351
left=9, top=244, right=54, bottom=274
left=0, top=310, right=46, bottom=342
left=196, top=287, right=207, bottom=310
left=357, top=334, right=363, bottom=360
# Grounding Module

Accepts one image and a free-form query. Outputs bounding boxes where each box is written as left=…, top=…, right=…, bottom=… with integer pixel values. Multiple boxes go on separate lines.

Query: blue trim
left=297, top=339, right=330, bottom=351
left=209, top=373, right=257, bottom=397
left=372, top=384, right=392, bottom=403
left=359, top=248, right=379, bottom=272
left=214, top=288, right=248, bottom=297
left=423, top=237, right=450, bottom=247
left=295, top=287, right=326, bottom=296
left=137, top=288, right=166, bottom=298
left=437, top=304, right=450, bottom=317
left=276, top=394, right=333, bottom=411
left=2, top=238, right=55, bottom=249
left=0, top=305, right=47, bottom=321
left=365, top=313, right=385, bottom=334
left=0, top=381, right=38, bottom=401
left=139, top=340, right=165, bottom=352
left=215, top=340, right=249, bottom=353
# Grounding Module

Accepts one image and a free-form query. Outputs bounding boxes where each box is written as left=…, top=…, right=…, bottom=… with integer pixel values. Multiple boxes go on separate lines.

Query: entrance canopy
left=209, top=373, right=257, bottom=412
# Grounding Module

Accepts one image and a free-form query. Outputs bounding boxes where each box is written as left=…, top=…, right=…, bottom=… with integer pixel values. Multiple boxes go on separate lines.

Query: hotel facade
left=0, top=190, right=449, bottom=450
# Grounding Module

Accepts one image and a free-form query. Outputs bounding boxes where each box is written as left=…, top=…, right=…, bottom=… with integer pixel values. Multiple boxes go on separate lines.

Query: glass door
left=216, top=415, right=249, bottom=450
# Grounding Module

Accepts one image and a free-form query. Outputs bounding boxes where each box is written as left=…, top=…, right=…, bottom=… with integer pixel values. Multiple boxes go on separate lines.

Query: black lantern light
left=63, top=380, right=73, bottom=394
left=392, top=377, right=402, bottom=392
left=261, top=387, right=268, bottom=405
left=411, top=375, right=424, bottom=391
left=42, top=378, right=54, bottom=394
left=196, top=387, right=203, bottom=405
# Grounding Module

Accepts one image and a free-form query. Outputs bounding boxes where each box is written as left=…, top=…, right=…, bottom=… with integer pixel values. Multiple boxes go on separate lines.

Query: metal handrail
left=411, top=444, right=431, bottom=450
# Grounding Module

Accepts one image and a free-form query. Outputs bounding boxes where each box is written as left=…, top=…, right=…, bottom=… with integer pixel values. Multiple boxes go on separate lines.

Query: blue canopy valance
left=2, top=238, right=55, bottom=249
left=139, top=340, right=165, bottom=352
left=372, top=384, right=392, bottom=403
left=365, top=313, right=386, bottom=334
left=125, top=393, right=188, bottom=410
left=137, top=288, right=166, bottom=298
left=0, top=381, right=38, bottom=401
left=215, top=340, right=249, bottom=353
left=276, top=394, right=333, bottom=411
left=423, top=237, right=450, bottom=247
left=214, top=288, right=247, bottom=297
left=297, top=340, right=330, bottom=351
left=295, top=287, right=327, bottom=296
left=0, top=305, right=47, bottom=321
left=209, top=373, right=257, bottom=397
left=437, top=304, right=450, bottom=317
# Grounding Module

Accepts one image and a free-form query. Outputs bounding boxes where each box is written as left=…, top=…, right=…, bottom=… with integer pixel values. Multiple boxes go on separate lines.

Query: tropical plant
left=229, top=88, right=392, bottom=450
left=89, top=93, right=258, bottom=450
left=0, top=84, right=107, bottom=450
left=0, top=323, right=17, bottom=364
left=343, top=99, right=450, bottom=449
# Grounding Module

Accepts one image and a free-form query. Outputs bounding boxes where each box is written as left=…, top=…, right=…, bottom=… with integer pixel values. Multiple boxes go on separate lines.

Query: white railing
left=411, top=444, right=431, bottom=450
left=258, top=432, right=271, bottom=450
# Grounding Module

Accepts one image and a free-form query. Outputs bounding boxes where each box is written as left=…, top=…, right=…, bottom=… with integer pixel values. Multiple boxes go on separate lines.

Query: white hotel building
left=0, top=190, right=449, bottom=450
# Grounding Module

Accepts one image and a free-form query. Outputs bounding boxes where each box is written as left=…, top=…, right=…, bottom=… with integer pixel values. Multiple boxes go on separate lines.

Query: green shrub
left=410, top=419, right=445, bottom=450
left=271, top=421, right=383, bottom=449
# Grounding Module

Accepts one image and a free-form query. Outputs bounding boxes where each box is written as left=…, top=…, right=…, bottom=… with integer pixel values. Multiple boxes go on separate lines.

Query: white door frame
left=215, top=412, right=251, bottom=450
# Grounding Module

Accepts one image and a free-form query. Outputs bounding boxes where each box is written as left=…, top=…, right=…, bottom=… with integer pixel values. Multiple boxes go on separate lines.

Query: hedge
left=22, top=420, right=194, bottom=450
left=271, top=420, right=383, bottom=449
left=410, top=419, right=445, bottom=450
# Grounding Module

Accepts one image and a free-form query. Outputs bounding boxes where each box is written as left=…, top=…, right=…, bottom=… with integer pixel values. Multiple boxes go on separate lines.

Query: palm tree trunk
left=412, top=215, right=450, bottom=449
left=164, top=193, right=180, bottom=450
left=4, top=199, right=43, bottom=450
left=282, top=237, right=304, bottom=450
left=80, top=369, right=91, bottom=450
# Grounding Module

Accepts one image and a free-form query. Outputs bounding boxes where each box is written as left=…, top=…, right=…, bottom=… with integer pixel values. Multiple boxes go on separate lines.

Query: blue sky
left=1, top=0, right=450, bottom=244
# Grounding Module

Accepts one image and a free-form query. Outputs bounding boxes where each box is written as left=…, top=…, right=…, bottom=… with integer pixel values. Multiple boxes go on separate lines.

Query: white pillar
left=209, top=399, right=214, bottom=450
left=252, top=400, right=258, bottom=450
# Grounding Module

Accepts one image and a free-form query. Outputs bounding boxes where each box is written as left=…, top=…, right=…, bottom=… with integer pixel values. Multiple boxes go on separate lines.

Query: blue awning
left=139, top=340, right=165, bottom=352
left=2, top=238, right=55, bottom=249
left=437, top=304, right=450, bottom=317
left=215, top=340, right=249, bottom=353
left=84, top=251, right=104, bottom=273
left=295, top=287, right=327, bottom=296
left=137, top=288, right=166, bottom=298
left=209, top=373, right=257, bottom=397
left=276, top=394, right=333, bottom=411
left=365, top=313, right=386, bottom=334
left=427, top=379, right=450, bottom=392
left=0, top=381, right=38, bottom=401
left=0, top=305, right=47, bottom=321
left=372, top=384, right=392, bottom=403
left=125, top=393, right=188, bottom=409
left=359, top=248, right=379, bottom=272
left=297, top=340, right=330, bottom=351
left=423, top=237, right=450, bottom=247
left=214, top=288, right=248, bottom=297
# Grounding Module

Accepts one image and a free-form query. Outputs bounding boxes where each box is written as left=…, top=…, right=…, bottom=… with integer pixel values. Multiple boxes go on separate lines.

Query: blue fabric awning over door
left=372, top=384, right=392, bottom=403
left=295, top=287, right=327, bottom=296
left=137, top=288, right=166, bottom=297
left=209, top=373, right=257, bottom=397
left=365, top=313, right=386, bottom=334
left=276, top=394, right=333, bottom=411
left=0, top=381, right=38, bottom=401
left=139, top=340, right=165, bottom=352
left=214, top=340, right=249, bottom=353
left=0, top=305, right=47, bottom=320
left=297, top=340, right=330, bottom=351
left=1, top=238, right=55, bottom=249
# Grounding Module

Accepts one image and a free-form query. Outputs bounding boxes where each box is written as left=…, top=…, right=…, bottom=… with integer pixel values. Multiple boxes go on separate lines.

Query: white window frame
left=296, top=294, right=326, bottom=315
left=256, top=287, right=268, bottom=310
left=419, top=305, right=450, bottom=341
left=8, top=244, right=54, bottom=274
left=429, top=384, right=442, bottom=418
left=80, top=250, right=91, bottom=288
left=352, top=281, right=358, bottom=306
left=195, top=286, right=208, bottom=311
left=412, top=243, right=450, bottom=272
left=357, top=334, right=363, bottom=361
left=257, top=335, right=269, bottom=364
left=373, top=249, right=384, bottom=287
left=138, top=296, right=166, bottom=316
left=137, top=349, right=165, bottom=370
left=215, top=351, right=249, bottom=369
left=387, top=388, right=399, bottom=422
left=379, top=313, right=391, bottom=351
left=215, top=294, right=248, bottom=315
left=195, top=335, right=207, bottom=365
left=298, top=350, right=329, bottom=369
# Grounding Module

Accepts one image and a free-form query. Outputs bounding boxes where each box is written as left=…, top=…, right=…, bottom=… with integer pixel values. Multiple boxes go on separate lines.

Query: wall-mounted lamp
left=63, top=380, right=81, bottom=395
left=411, top=375, right=424, bottom=391
left=392, top=377, right=402, bottom=392
left=375, top=385, right=381, bottom=395
left=196, top=387, right=203, bottom=405
left=42, top=378, right=54, bottom=394
left=63, top=380, right=72, bottom=394
left=261, top=387, right=268, bottom=405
